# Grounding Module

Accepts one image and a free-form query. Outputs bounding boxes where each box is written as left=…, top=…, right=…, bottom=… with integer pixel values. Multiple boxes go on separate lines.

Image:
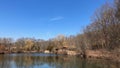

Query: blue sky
left=0, top=0, right=113, bottom=40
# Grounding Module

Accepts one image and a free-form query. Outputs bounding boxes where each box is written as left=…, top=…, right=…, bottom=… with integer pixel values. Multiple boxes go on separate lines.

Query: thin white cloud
left=50, top=16, right=64, bottom=21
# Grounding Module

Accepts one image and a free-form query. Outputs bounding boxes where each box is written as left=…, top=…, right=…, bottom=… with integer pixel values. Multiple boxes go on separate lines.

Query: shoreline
left=0, top=50, right=120, bottom=62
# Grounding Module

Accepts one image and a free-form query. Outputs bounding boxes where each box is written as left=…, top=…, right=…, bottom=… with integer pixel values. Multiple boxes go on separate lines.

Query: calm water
left=0, top=53, right=119, bottom=68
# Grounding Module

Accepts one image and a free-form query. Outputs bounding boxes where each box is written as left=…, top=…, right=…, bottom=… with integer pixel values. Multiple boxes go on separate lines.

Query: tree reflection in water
left=0, top=53, right=119, bottom=68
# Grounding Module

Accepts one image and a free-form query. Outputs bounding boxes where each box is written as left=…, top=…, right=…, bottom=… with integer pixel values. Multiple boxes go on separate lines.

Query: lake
left=0, top=53, right=119, bottom=68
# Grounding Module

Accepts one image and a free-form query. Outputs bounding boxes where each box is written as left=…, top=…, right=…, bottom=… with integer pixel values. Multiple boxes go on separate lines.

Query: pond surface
left=0, top=53, right=119, bottom=68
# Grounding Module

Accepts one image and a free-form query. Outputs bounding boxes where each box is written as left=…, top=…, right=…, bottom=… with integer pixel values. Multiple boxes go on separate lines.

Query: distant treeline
left=0, top=0, right=120, bottom=53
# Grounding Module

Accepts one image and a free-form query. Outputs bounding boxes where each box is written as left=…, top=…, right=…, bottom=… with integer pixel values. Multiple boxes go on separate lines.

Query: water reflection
left=0, top=53, right=119, bottom=68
